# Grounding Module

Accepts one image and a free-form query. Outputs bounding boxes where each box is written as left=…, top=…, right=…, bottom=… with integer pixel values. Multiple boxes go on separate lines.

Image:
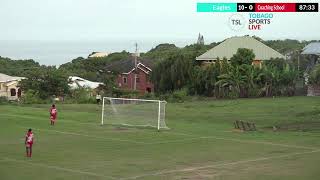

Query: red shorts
left=50, top=116, right=56, bottom=121
left=26, top=142, right=33, bottom=148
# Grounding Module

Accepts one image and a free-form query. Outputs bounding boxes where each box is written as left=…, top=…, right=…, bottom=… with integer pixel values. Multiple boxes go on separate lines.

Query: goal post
left=101, top=97, right=168, bottom=130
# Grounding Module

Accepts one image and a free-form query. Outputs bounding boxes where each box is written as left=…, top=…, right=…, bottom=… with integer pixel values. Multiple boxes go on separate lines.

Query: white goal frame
left=101, top=97, right=167, bottom=130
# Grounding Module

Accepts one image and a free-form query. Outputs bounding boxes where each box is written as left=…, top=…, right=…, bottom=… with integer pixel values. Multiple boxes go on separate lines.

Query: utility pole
left=133, top=43, right=138, bottom=91
left=297, top=51, right=300, bottom=72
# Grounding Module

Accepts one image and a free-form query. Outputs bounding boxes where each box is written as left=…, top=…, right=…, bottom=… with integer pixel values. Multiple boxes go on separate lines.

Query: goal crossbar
left=103, top=97, right=164, bottom=103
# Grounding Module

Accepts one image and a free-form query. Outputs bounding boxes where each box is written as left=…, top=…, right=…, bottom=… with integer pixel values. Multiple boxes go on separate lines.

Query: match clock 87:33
left=296, top=3, right=318, bottom=12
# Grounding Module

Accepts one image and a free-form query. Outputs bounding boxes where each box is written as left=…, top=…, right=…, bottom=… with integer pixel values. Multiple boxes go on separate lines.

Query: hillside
left=0, top=38, right=318, bottom=82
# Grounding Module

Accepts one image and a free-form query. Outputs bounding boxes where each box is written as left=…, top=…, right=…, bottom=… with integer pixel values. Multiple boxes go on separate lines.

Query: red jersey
left=50, top=108, right=57, bottom=119
left=25, top=132, right=34, bottom=144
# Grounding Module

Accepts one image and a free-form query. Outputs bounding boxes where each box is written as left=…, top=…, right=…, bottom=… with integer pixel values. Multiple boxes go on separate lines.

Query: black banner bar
left=296, top=3, right=319, bottom=12
left=237, top=3, right=255, bottom=12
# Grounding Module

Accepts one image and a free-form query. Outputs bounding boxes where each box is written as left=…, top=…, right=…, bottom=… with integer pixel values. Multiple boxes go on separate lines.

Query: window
left=136, top=77, right=140, bottom=83
left=146, top=87, right=151, bottom=93
left=10, top=88, right=16, bottom=96
left=123, top=77, right=127, bottom=84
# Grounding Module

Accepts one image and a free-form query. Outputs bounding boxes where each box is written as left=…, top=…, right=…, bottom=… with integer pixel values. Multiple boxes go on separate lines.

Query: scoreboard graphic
left=197, top=3, right=319, bottom=12
left=197, top=2, right=319, bottom=31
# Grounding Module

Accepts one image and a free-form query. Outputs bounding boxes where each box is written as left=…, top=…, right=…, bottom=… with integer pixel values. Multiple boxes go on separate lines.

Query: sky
left=1, top=0, right=320, bottom=42
left=0, top=0, right=319, bottom=65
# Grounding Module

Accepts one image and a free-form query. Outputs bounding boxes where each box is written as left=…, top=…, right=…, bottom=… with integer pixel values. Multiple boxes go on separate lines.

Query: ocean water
left=0, top=39, right=195, bottom=66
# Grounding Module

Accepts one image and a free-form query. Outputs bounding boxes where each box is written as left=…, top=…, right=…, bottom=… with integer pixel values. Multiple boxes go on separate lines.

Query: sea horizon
left=0, top=38, right=199, bottom=66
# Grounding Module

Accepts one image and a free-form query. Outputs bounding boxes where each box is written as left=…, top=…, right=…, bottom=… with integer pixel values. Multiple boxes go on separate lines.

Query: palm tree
left=216, top=66, right=247, bottom=97
left=279, top=64, right=298, bottom=96
left=309, top=64, right=320, bottom=85
left=241, top=64, right=264, bottom=97
left=259, top=63, right=298, bottom=97
left=258, top=65, right=279, bottom=96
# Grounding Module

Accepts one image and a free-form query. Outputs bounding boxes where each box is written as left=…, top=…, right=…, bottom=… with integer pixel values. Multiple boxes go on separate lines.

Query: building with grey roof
left=196, top=36, right=285, bottom=67
left=301, top=42, right=320, bottom=89
left=301, top=42, right=320, bottom=71
left=302, top=42, right=320, bottom=56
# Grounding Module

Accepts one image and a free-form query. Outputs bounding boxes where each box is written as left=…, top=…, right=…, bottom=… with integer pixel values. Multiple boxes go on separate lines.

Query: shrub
left=0, top=96, right=8, bottom=104
left=159, top=93, right=170, bottom=101
left=224, top=89, right=239, bottom=99
left=170, top=89, right=188, bottom=102
left=140, top=92, right=156, bottom=100
left=112, top=88, right=139, bottom=98
left=67, top=88, right=96, bottom=104
left=21, top=90, right=45, bottom=104
left=309, top=65, right=320, bottom=86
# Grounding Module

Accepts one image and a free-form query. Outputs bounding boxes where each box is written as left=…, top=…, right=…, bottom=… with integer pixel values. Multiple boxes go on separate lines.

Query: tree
left=151, top=51, right=194, bottom=94
left=189, top=64, right=220, bottom=96
left=20, top=67, right=69, bottom=99
left=258, top=65, right=279, bottom=96
left=143, top=44, right=180, bottom=61
left=309, top=64, right=320, bottom=86
left=280, top=64, right=298, bottom=96
left=230, top=48, right=255, bottom=66
left=59, top=51, right=130, bottom=81
left=265, top=58, right=287, bottom=70
left=0, top=57, right=40, bottom=77
left=220, top=57, right=231, bottom=74
left=216, top=66, right=247, bottom=97
left=263, top=39, right=306, bottom=55
left=241, top=64, right=263, bottom=97
left=258, top=63, right=298, bottom=96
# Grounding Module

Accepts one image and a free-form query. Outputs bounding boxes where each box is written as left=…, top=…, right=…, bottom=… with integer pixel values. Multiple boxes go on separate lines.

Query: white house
left=0, top=73, right=26, bottom=100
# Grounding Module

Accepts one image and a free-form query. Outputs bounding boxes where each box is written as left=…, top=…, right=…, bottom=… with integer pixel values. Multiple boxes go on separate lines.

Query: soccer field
left=1, top=97, right=320, bottom=180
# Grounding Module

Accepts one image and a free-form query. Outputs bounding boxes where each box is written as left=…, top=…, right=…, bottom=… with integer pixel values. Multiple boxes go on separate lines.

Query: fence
left=234, top=120, right=256, bottom=131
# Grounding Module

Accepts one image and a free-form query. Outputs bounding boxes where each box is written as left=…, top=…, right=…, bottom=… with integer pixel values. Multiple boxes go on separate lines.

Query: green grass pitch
left=1, top=96, right=320, bottom=179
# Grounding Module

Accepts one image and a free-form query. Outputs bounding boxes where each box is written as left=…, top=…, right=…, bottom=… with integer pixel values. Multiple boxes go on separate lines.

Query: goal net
left=101, top=97, right=168, bottom=130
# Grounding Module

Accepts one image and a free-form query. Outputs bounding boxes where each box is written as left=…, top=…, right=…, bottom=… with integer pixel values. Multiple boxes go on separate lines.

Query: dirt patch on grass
left=113, top=127, right=130, bottom=131
left=267, top=121, right=320, bottom=132
left=231, top=128, right=245, bottom=133
left=295, top=109, right=320, bottom=117
left=164, top=169, right=222, bottom=180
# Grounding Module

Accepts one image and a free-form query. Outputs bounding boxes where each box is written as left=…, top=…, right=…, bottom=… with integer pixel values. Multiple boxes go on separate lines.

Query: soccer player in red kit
left=50, top=104, right=57, bottom=125
left=25, top=129, right=34, bottom=157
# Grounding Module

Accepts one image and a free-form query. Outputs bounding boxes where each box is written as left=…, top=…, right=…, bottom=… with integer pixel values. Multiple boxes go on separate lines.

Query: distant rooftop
left=0, top=73, right=26, bottom=83
left=301, top=42, right=320, bottom=55
left=88, top=52, right=109, bottom=58
left=105, top=57, right=153, bottom=73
